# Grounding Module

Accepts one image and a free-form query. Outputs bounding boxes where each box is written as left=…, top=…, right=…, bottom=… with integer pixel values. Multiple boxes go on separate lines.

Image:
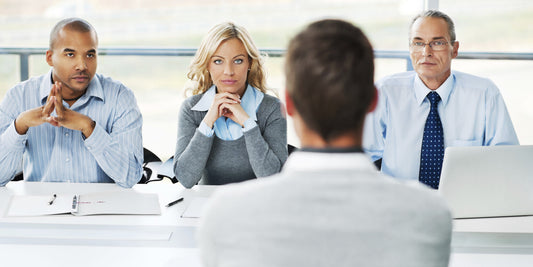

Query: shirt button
left=66, top=158, right=70, bottom=162
left=65, top=133, right=69, bottom=137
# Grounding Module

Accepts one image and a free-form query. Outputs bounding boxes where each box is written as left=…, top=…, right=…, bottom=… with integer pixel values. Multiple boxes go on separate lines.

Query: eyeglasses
left=410, top=40, right=450, bottom=52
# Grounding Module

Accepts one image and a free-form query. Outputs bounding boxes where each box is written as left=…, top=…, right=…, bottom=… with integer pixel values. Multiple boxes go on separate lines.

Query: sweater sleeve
left=243, top=96, right=288, bottom=178
left=173, top=98, right=214, bottom=188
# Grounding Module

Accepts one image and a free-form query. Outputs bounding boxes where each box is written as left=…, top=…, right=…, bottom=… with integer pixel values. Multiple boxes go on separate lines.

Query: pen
left=166, top=197, right=184, bottom=208
left=48, top=194, right=57, bottom=205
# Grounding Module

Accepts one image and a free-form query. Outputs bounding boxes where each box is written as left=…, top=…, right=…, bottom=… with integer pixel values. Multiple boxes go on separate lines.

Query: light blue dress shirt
left=0, top=69, right=144, bottom=187
left=192, top=84, right=264, bottom=140
left=363, top=70, right=519, bottom=181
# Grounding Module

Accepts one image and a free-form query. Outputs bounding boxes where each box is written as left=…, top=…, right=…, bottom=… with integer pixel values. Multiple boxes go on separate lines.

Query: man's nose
left=421, top=43, right=433, bottom=57
left=75, top=56, right=88, bottom=71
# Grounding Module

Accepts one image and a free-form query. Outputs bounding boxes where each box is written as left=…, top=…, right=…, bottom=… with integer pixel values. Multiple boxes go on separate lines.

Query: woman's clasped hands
left=203, top=92, right=250, bottom=128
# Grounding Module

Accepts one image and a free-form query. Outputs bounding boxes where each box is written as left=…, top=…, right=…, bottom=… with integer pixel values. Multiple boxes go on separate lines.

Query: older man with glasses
left=363, top=10, right=518, bottom=189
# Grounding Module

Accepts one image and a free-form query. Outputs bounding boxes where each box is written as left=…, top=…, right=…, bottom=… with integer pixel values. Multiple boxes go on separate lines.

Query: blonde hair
left=185, top=22, right=269, bottom=96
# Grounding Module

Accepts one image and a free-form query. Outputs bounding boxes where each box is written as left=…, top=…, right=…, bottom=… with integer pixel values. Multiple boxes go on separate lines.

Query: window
left=1, top=0, right=531, bottom=159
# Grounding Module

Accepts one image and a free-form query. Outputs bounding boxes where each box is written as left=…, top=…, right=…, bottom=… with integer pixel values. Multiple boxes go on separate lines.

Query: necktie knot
left=427, top=91, right=441, bottom=106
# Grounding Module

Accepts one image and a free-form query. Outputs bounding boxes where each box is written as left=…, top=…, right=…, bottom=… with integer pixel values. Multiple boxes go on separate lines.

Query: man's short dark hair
left=49, top=18, right=97, bottom=49
left=285, top=19, right=375, bottom=142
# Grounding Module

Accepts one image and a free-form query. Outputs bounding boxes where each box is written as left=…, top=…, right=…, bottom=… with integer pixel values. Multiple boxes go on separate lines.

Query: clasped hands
left=202, top=92, right=250, bottom=128
left=15, top=81, right=95, bottom=138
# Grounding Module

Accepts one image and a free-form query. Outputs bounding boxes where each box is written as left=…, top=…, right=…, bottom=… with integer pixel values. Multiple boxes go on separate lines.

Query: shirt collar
left=299, top=147, right=364, bottom=153
left=282, top=151, right=376, bottom=173
left=191, top=85, right=216, bottom=111
left=414, top=73, right=455, bottom=106
left=40, top=69, right=104, bottom=105
left=191, top=84, right=263, bottom=122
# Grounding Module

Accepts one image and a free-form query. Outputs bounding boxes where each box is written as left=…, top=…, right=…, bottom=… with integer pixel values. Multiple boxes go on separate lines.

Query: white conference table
left=452, top=215, right=533, bottom=266
left=0, top=181, right=214, bottom=267
left=1, top=181, right=533, bottom=267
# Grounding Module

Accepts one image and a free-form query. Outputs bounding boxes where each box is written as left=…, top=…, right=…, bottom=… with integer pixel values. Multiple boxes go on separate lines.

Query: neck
left=297, top=122, right=362, bottom=149
left=292, top=112, right=362, bottom=149
left=300, top=133, right=362, bottom=149
left=419, top=72, right=451, bottom=90
left=60, top=89, right=87, bottom=106
left=63, top=93, right=84, bottom=102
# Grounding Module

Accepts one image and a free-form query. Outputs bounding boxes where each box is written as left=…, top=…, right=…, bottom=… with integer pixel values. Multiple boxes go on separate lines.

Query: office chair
left=155, top=156, right=178, bottom=183
left=373, top=158, right=382, bottom=170
left=288, top=144, right=297, bottom=155
left=13, top=171, right=23, bottom=181
left=140, top=147, right=163, bottom=184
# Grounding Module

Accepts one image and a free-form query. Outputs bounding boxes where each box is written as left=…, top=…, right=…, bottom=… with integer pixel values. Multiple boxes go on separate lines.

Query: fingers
left=55, top=81, right=64, bottom=103
left=54, top=93, right=64, bottom=117
left=42, top=95, right=56, bottom=116
left=215, top=92, right=241, bottom=104
left=46, top=116, right=60, bottom=127
left=42, top=84, right=57, bottom=115
left=204, top=92, right=243, bottom=127
left=219, top=102, right=250, bottom=126
left=213, top=93, right=240, bottom=114
left=218, top=104, right=233, bottom=117
left=51, top=81, right=66, bottom=120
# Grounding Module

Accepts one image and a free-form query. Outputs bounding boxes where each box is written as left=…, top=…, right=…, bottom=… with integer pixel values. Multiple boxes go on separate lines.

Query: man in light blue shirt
left=363, top=10, right=518, bottom=187
left=0, top=18, right=143, bottom=187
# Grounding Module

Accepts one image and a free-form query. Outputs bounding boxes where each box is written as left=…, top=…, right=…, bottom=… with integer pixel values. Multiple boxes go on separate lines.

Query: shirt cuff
left=4, top=121, right=27, bottom=150
left=83, top=123, right=110, bottom=155
left=243, top=117, right=257, bottom=132
left=198, top=121, right=214, bottom=137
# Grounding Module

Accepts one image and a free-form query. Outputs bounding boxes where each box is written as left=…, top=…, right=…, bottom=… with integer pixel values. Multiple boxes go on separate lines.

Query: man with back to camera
left=363, top=10, right=518, bottom=189
left=197, top=19, right=452, bottom=267
left=0, top=18, right=143, bottom=187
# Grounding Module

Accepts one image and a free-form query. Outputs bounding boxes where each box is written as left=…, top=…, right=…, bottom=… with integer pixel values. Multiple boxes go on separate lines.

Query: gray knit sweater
left=173, top=93, right=287, bottom=188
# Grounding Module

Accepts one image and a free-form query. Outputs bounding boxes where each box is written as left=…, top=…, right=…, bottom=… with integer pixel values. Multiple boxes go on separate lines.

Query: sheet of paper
left=181, top=197, right=209, bottom=218
left=7, top=194, right=74, bottom=216
left=74, top=191, right=161, bottom=216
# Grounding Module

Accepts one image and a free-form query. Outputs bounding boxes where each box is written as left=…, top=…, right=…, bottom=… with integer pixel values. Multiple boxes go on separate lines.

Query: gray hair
left=409, top=10, right=456, bottom=43
left=49, top=18, right=98, bottom=49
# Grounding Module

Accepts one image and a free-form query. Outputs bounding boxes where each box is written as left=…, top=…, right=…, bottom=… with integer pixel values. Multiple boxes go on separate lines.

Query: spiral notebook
left=7, top=191, right=161, bottom=216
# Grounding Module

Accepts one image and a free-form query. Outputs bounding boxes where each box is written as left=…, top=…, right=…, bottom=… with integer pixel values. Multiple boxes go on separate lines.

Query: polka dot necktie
left=419, top=92, right=444, bottom=189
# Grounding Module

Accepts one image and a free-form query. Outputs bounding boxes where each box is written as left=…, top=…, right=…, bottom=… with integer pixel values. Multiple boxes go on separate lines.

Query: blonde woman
left=173, top=22, right=287, bottom=188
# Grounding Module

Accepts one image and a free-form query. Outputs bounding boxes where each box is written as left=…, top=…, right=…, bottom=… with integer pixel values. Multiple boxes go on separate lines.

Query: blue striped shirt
left=0, top=69, right=143, bottom=187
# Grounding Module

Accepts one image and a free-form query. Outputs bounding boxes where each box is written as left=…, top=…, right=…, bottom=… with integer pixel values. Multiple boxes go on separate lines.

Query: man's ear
left=45, top=50, right=54, bottom=67
left=285, top=90, right=295, bottom=117
left=368, top=86, right=378, bottom=113
left=452, top=41, right=459, bottom=59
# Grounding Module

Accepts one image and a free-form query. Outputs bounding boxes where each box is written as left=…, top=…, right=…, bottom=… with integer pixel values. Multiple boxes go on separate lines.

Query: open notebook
left=438, top=145, right=533, bottom=219
left=7, top=191, right=161, bottom=216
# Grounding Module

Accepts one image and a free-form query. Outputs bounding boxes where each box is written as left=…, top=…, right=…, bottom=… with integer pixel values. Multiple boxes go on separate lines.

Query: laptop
left=438, top=145, right=533, bottom=219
